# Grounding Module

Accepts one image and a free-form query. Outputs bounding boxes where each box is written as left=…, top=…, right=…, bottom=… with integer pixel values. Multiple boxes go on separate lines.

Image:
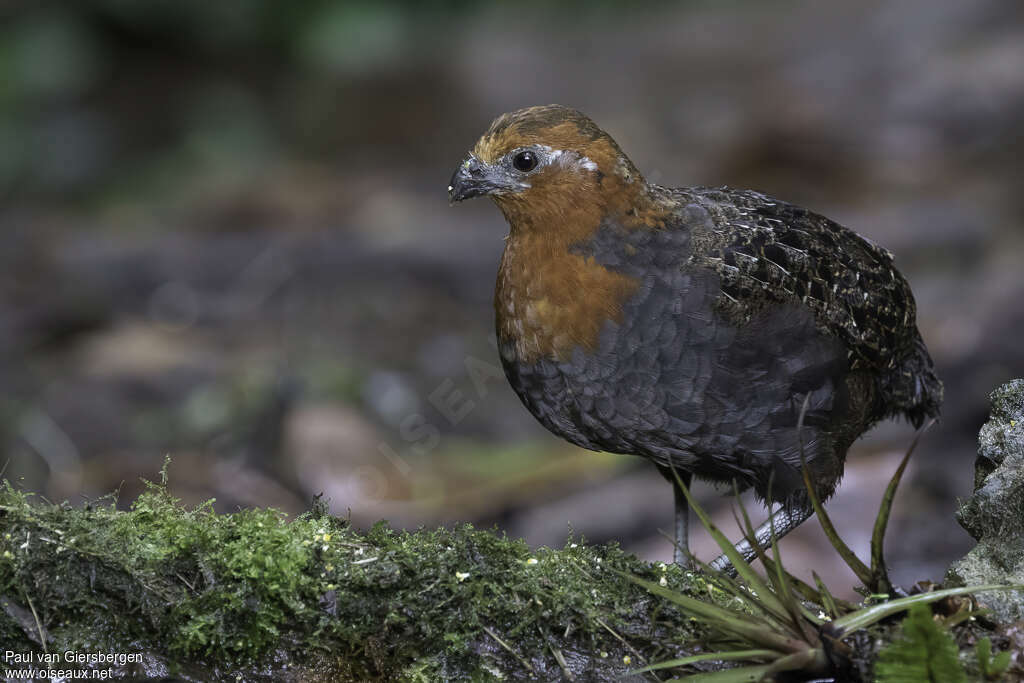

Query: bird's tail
left=882, top=333, right=943, bottom=428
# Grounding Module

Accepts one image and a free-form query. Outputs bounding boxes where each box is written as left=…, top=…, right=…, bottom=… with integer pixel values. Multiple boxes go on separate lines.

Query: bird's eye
left=512, top=150, right=538, bottom=172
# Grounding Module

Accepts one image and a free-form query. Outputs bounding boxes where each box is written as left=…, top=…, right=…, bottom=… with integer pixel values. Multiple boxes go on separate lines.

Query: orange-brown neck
left=494, top=175, right=656, bottom=365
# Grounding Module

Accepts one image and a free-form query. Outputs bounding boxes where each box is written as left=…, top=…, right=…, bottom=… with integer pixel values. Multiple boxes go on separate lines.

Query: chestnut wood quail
left=448, top=105, right=942, bottom=568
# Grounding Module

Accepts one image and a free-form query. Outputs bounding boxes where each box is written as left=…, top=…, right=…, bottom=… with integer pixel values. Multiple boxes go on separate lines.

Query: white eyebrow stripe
left=538, top=145, right=563, bottom=161
left=538, top=145, right=598, bottom=172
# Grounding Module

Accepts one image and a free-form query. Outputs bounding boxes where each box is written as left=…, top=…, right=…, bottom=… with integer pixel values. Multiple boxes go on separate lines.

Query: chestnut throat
left=493, top=182, right=665, bottom=365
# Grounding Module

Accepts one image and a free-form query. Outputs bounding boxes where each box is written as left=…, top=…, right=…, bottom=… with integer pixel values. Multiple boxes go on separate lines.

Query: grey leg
left=709, top=504, right=813, bottom=575
left=670, top=470, right=693, bottom=566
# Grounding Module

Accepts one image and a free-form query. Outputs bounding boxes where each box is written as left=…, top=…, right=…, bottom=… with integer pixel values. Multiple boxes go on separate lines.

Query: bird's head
left=448, top=105, right=646, bottom=227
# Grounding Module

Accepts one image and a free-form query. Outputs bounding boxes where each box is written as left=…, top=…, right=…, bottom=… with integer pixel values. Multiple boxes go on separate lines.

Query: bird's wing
left=683, top=187, right=918, bottom=372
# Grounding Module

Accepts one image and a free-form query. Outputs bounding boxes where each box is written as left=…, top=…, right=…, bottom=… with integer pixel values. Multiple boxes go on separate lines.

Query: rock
left=945, top=380, right=1024, bottom=622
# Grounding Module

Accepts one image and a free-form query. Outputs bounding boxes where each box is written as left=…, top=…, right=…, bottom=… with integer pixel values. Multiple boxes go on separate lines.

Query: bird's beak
left=448, top=154, right=506, bottom=204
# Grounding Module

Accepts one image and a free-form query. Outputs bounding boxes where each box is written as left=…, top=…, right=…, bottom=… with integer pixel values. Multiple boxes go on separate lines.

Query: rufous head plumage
left=449, top=105, right=645, bottom=228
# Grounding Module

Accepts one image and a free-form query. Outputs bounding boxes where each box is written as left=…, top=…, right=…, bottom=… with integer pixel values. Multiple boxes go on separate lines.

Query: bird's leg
left=669, top=469, right=692, bottom=567
left=709, top=503, right=813, bottom=575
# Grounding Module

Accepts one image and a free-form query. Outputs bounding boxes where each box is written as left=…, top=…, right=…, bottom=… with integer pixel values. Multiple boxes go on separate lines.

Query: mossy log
left=0, top=472, right=713, bottom=681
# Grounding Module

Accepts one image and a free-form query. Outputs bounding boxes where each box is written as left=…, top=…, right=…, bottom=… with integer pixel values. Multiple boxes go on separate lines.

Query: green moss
left=0, top=469, right=707, bottom=681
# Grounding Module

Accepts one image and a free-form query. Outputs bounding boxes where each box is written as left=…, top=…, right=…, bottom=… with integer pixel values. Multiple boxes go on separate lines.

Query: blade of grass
left=731, top=492, right=810, bottom=642
left=812, top=571, right=842, bottom=619
left=665, top=663, right=774, bottom=682
left=832, top=585, right=1021, bottom=633
left=618, top=572, right=804, bottom=653
left=628, top=649, right=777, bottom=674
left=730, top=490, right=778, bottom=588
left=481, top=625, right=533, bottom=673
left=762, top=566, right=830, bottom=626
left=763, top=648, right=828, bottom=675
left=729, top=497, right=780, bottom=595
left=619, top=570, right=768, bottom=628
left=795, top=396, right=873, bottom=588
left=687, top=554, right=794, bottom=631
left=756, top=555, right=856, bottom=616
left=548, top=643, right=574, bottom=682
left=761, top=501, right=812, bottom=640
left=942, top=608, right=991, bottom=629
left=870, top=420, right=934, bottom=594
left=592, top=617, right=656, bottom=680
left=667, top=464, right=790, bottom=622
left=758, top=554, right=826, bottom=615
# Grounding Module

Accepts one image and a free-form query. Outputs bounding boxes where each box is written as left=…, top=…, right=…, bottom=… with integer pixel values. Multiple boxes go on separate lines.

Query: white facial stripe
left=537, top=146, right=598, bottom=173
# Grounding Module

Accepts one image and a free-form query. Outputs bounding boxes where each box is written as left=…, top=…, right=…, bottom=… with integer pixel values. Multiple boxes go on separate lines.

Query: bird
left=447, top=104, right=942, bottom=568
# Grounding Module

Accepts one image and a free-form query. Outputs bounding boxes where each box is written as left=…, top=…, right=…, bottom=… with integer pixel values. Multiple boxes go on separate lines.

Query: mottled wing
left=684, top=187, right=917, bottom=371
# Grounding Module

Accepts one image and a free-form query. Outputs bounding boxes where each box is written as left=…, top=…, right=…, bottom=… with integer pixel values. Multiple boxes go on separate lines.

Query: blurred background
left=1, top=0, right=1022, bottom=596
